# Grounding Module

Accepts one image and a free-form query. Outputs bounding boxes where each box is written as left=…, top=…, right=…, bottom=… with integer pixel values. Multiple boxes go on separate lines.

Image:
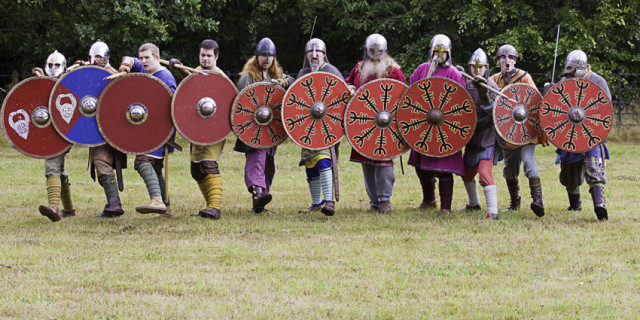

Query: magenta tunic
left=345, top=61, right=406, bottom=166
left=407, top=63, right=465, bottom=176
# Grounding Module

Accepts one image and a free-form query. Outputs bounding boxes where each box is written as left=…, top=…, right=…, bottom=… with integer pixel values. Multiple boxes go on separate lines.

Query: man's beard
left=360, top=58, right=387, bottom=82
left=310, top=60, right=321, bottom=72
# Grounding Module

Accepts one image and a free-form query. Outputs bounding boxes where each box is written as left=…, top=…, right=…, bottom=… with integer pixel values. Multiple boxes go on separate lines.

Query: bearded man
left=344, top=34, right=405, bottom=214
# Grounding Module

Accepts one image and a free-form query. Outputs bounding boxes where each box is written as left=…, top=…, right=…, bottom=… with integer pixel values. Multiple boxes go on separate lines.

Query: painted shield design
left=540, top=78, right=613, bottom=152
left=172, top=71, right=237, bottom=145
left=97, top=74, right=174, bottom=155
left=345, top=79, right=409, bottom=160
left=1, top=77, right=71, bottom=158
left=493, top=83, right=542, bottom=145
left=282, top=72, right=350, bottom=150
left=49, top=66, right=113, bottom=146
left=231, top=82, right=287, bottom=149
left=397, top=77, right=476, bottom=157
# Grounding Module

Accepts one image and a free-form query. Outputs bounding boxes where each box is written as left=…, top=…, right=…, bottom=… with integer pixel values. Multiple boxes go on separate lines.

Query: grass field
left=1, top=134, right=639, bottom=319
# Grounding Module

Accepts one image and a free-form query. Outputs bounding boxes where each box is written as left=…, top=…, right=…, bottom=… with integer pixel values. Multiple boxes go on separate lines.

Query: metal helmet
left=89, top=39, right=109, bottom=64
left=364, top=33, right=387, bottom=60
left=468, top=48, right=489, bottom=76
left=564, top=49, right=589, bottom=78
left=305, top=38, right=326, bottom=59
left=429, top=34, right=452, bottom=66
left=45, top=50, right=66, bottom=77
left=256, top=37, right=276, bottom=56
left=496, top=44, right=518, bottom=60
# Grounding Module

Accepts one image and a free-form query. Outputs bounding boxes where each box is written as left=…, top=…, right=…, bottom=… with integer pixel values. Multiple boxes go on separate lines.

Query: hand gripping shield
left=397, top=77, right=476, bottom=157
left=493, top=83, right=542, bottom=145
left=231, top=82, right=287, bottom=149
left=2, top=77, right=71, bottom=158
left=96, top=74, right=174, bottom=155
left=345, top=79, right=409, bottom=160
left=172, top=71, right=237, bottom=145
left=540, top=78, right=613, bottom=152
left=48, top=66, right=113, bottom=146
left=282, top=72, right=350, bottom=150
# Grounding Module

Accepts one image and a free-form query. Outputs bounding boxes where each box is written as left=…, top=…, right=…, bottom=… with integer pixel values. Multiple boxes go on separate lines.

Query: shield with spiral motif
left=231, top=82, right=287, bottom=149
left=1, top=77, right=71, bottom=158
left=493, top=83, right=542, bottom=145
left=397, top=77, right=476, bottom=157
left=282, top=72, right=350, bottom=150
left=540, top=78, right=613, bottom=152
left=345, top=79, right=409, bottom=160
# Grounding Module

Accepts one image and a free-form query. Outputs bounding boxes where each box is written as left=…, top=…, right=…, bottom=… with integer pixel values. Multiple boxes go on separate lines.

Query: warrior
left=119, top=43, right=178, bottom=218
left=408, top=34, right=465, bottom=216
left=31, top=50, right=76, bottom=222
left=458, top=48, right=502, bottom=219
left=345, top=34, right=405, bottom=213
left=553, top=50, right=610, bottom=220
left=296, top=38, right=342, bottom=216
left=168, top=39, right=227, bottom=220
left=489, top=44, right=546, bottom=217
left=233, top=37, right=293, bottom=214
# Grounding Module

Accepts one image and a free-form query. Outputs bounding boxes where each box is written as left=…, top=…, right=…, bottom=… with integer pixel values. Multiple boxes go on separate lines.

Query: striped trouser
left=559, top=156, right=606, bottom=194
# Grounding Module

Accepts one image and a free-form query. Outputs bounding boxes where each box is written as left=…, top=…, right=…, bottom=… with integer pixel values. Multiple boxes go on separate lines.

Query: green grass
left=1, top=135, right=639, bottom=319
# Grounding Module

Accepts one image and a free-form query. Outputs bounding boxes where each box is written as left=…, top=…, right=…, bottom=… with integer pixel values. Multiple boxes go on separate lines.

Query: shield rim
left=48, top=65, right=114, bottom=147
left=492, top=82, right=542, bottom=146
left=1, top=76, right=72, bottom=159
left=344, top=78, right=410, bottom=161
left=171, top=70, right=237, bottom=146
left=231, top=81, right=288, bottom=149
left=282, top=71, right=349, bottom=150
left=396, top=76, right=476, bottom=158
left=96, top=73, right=175, bottom=155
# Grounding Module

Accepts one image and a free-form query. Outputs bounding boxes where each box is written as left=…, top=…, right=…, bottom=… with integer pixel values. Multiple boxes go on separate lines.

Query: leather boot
left=378, top=200, right=391, bottom=214
left=529, top=177, right=545, bottom=217
left=252, top=186, right=272, bottom=214
left=135, top=196, right=167, bottom=214
left=590, top=186, right=608, bottom=220
left=198, top=207, right=221, bottom=220
left=567, top=193, right=582, bottom=211
left=299, top=204, right=322, bottom=213
left=38, top=205, right=61, bottom=222
left=501, top=179, right=520, bottom=211
left=94, top=196, right=124, bottom=218
left=321, top=201, right=335, bottom=216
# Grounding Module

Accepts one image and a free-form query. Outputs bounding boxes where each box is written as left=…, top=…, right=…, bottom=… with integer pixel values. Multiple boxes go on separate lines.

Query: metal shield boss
left=172, top=71, right=237, bottom=145
left=540, top=78, right=613, bottom=152
left=97, top=74, right=174, bottom=154
left=49, top=66, right=114, bottom=146
left=282, top=72, right=350, bottom=150
left=493, top=83, right=542, bottom=145
left=397, top=77, right=476, bottom=157
left=2, top=77, right=71, bottom=158
left=231, top=82, right=287, bottom=149
left=345, top=79, right=409, bottom=160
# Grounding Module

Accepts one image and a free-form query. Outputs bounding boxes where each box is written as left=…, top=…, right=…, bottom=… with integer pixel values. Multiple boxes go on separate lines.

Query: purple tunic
left=407, top=63, right=465, bottom=176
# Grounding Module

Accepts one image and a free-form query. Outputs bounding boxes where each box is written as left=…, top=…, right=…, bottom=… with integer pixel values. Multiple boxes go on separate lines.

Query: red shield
left=397, top=77, right=476, bottom=157
left=540, top=78, right=613, bottom=152
left=172, top=71, right=237, bottom=145
left=282, top=72, right=350, bottom=150
left=49, top=66, right=114, bottom=146
left=1, top=77, right=71, bottom=158
left=96, top=74, right=174, bottom=154
left=345, top=79, right=409, bottom=160
left=493, top=83, right=542, bottom=145
left=231, top=82, right=287, bottom=149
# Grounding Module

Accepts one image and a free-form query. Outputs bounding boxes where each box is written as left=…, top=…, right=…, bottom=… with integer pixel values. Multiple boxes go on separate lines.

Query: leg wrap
left=464, top=180, right=479, bottom=207
left=415, top=168, right=436, bottom=203
left=157, top=173, right=169, bottom=206
left=438, top=173, right=454, bottom=211
left=45, top=175, right=61, bottom=208
left=307, top=177, right=322, bottom=205
left=98, top=174, right=119, bottom=200
left=483, top=185, right=498, bottom=215
left=197, top=174, right=222, bottom=209
left=319, top=168, right=333, bottom=202
left=136, top=162, right=162, bottom=198
left=60, top=175, right=73, bottom=211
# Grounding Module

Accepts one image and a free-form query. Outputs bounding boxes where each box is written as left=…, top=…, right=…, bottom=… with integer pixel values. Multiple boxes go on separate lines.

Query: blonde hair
left=240, top=55, right=285, bottom=81
left=138, top=43, right=160, bottom=58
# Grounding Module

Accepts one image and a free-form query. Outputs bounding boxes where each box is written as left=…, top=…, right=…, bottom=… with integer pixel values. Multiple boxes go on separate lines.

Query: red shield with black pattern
left=172, top=71, right=237, bottom=145
left=96, top=74, right=174, bottom=155
left=345, top=79, right=409, bottom=160
left=493, top=83, right=542, bottom=145
left=540, top=78, right=613, bottom=152
left=1, top=77, right=71, bottom=158
left=282, top=72, right=350, bottom=150
left=397, top=77, right=476, bottom=157
left=231, top=82, right=287, bottom=149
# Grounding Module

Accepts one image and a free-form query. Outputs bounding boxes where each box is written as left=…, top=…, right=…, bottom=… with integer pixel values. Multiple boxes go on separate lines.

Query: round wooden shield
left=231, top=82, right=287, bottom=149
left=49, top=66, right=113, bottom=146
left=345, top=79, right=409, bottom=160
left=96, top=74, right=174, bottom=155
left=1, top=77, right=71, bottom=158
left=493, top=83, right=542, bottom=145
left=172, top=71, right=237, bottom=145
left=397, top=77, right=476, bottom=157
left=282, top=72, right=350, bottom=150
left=540, top=78, right=613, bottom=152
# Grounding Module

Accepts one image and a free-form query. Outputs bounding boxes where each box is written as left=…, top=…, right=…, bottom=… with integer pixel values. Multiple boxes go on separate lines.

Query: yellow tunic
left=489, top=69, right=536, bottom=90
